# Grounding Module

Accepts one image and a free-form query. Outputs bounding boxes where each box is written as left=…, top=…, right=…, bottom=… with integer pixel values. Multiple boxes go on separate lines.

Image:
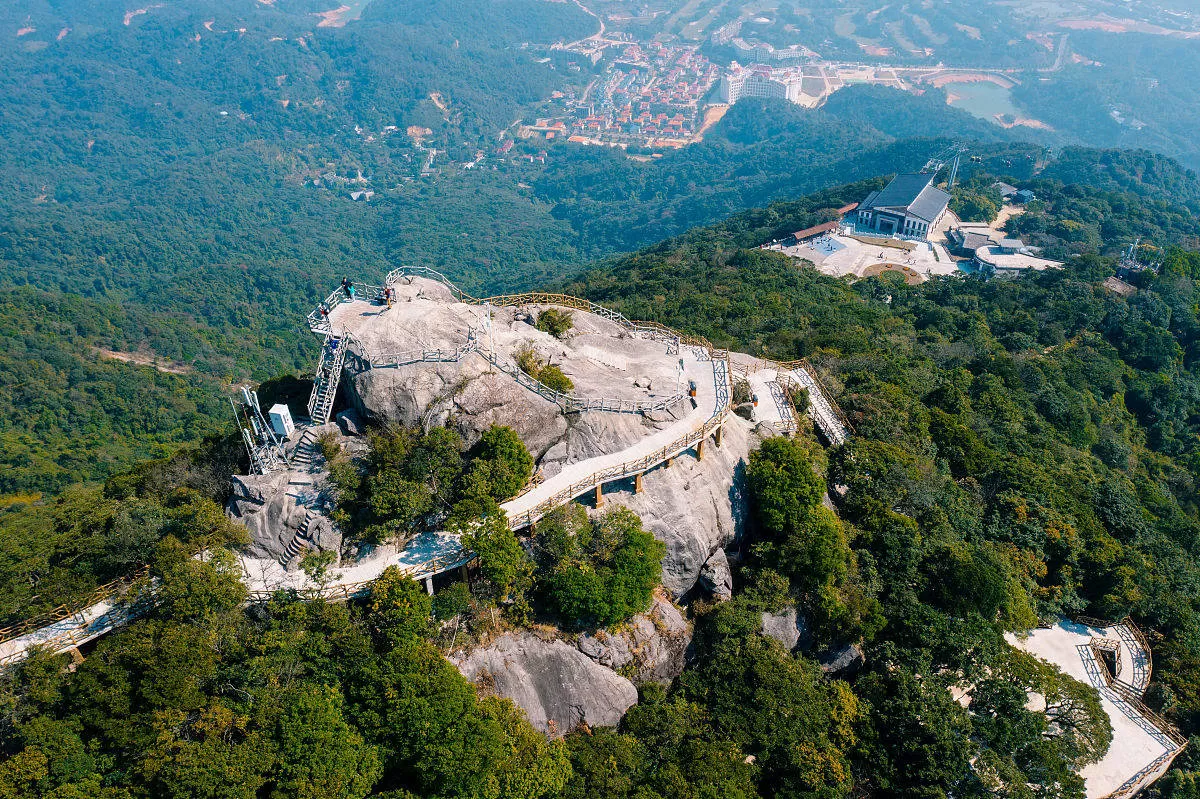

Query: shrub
left=788, top=385, right=810, bottom=415
left=316, top=431, right=342, bottom=463
left=513, top=343, right=574, bottom=393
left=470, top=426, right=534, bottom=501
left=515, top=343, right=541, bottom=377
left=733, top=378, right=753, bottom=405
left=535, top=506, right=664, bottom=629
left=538, top=364, right=574, bottom=394
left=536, top=308, right=574, bottom=339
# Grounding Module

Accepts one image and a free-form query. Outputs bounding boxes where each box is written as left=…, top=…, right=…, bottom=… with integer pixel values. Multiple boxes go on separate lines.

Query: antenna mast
left=232, top=386, right=289, bottom=474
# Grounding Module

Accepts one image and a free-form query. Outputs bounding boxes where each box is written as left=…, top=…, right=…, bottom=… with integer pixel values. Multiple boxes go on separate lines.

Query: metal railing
left=505, top=351, right=732, bottom=530
left=244, top=549, right=474, bottom=604
left=1102, top=747, right=1185, bottom=799
left=1081, top=642, right=1187, bottom=750
left=730, top=355, right=852, bottom=445
left=1117, top=618, right=1153, bottom=693
left=0, top=567, right=152, bottom=646
left=481, top=348, right=688, bottom=415
left=306, top=284, right=384, bottom=335
left=2, top=270, right=736, bottom=666
left=307, top=335, right=347, bottom=424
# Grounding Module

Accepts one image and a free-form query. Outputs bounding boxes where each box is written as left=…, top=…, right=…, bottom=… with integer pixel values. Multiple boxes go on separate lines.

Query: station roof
left=860, top=174, right=951, bottom=223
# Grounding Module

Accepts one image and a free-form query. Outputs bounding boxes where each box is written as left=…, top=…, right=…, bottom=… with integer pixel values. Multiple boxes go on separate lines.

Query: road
left=564, top=0, right=604, bottom=49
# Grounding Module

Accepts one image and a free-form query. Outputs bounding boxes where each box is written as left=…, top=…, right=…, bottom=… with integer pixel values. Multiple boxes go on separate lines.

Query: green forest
left=5, top=0, right=1200, bottom=794
left=2, top=163, right=1200, bottom=797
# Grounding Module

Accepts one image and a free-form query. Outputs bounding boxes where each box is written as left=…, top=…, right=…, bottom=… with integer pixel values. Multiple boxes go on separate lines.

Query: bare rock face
left=819, top=643, right=866, bottom=677
left=227, top=424, right=343, bottom=565
left=761, top=606, right=812, bottom=652
left=454, top=632, right=637, bottom=735
left=345, top=357, right=678, bottom=477
left=336, top=408, right=365, bottom=436
left=699, top=548, right=734, bottom=601
left=229, top=471, right=304, bottom=561
left=576, top=595, right=692, bottom=684
left=588, top=417, right=757, bottom=598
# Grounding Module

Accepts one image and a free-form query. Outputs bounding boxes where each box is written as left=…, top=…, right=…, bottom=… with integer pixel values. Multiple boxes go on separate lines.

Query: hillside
left=3, top=176, right=1200, bottom=797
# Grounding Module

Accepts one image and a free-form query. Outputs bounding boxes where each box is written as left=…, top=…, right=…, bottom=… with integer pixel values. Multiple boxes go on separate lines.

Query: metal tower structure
left=232, top=386, right=289, bottom=474
left=923, top=142, right=969, bottom=189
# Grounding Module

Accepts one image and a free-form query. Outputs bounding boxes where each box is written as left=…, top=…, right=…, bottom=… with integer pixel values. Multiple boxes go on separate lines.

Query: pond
left=943, top=80, right=1019, bottom=123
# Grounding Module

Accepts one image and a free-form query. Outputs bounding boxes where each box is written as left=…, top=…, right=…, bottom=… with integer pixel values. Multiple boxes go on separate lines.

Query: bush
left=513, top=343, right=574, bottom=393
left=536, top=308, right=574, bottom=338
left=788, top=386, right=810, bottom=415
left=733, top=378, right=753, bottom=405
left=515, top=343, right=541, bottom=377
left=538, top=364, right=574, bottom=394
left=535, top=506, right=664, bottom=629
left=316, top=431, right=342, bottom=463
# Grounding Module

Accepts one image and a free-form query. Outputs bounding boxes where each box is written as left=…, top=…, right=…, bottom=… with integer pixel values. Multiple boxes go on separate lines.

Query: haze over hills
left=1, top=2, right=1200, bottom=798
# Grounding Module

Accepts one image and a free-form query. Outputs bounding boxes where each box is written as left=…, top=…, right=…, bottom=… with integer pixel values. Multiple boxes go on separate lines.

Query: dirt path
left=990, top=204, right=1025, bottom=236
left=94, top=348, right=192, bottom=375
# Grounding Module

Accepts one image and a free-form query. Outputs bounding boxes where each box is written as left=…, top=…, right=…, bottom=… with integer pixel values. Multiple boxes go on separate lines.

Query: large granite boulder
left=228, top=471, right=305, bottom=561
left=227, top=427, right=343, bottom=566
left=576, top=595, right=692, bottom=684
left=760, top=606, right=812, bottom=652
left=819, top=643, right=866, bottom=677
left=454, top=632, right=638, bottom=735
left=590, top=417, right=758, bottom=598
left=698, top=548, right=734, bottom=601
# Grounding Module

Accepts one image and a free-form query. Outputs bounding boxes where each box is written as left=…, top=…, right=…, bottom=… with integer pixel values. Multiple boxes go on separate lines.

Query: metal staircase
left=307, top=335, right=346, bottom=425
left=279, top=428, right=321, bottom=566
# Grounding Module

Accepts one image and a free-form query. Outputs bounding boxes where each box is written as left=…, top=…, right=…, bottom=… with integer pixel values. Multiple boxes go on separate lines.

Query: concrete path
left=0, top=334, right=726, bottom=665
left=732, top=355, right=849, bottom=445
left=1007, top=620, right=1183, bottom=798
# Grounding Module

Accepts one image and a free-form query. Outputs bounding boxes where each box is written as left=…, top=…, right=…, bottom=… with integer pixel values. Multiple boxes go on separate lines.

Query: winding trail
left=0, top=275, right=755, bottom=665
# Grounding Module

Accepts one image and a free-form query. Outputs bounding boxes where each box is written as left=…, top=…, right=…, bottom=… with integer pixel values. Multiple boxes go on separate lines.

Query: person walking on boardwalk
left=341, top=276, right=351, bottom=297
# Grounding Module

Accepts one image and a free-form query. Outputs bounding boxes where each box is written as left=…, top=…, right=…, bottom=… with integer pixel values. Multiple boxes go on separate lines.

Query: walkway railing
left=2, top=269, right=734, bottom=666
left=770, top=373, right=801, bottom=436
left=244, top=549, right=474, bottom=604
left=341, top=329, right=481, bottom=373
left=507, top=354, right=731, bottom=530
left=733, top=357, right=851, bottom=445
left=0, top=567, right=151, bottom=646
left=1076, top=615, right=1153, bottom=694
left=306, top=284, right=384, bottom=335
left=481, top=347, right=688, bottom=415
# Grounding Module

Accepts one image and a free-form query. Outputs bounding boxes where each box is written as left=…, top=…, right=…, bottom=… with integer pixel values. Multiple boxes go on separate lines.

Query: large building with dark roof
left=855, top=173, right=951, bottom=241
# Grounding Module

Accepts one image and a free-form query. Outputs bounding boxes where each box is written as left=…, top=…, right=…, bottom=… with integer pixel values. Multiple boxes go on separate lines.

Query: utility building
left=855, top=174, right=951, bottom=240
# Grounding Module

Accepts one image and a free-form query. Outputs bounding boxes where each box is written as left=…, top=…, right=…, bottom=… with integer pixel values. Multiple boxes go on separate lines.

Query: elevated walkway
left=1, top=268, right=843, bottom=667
left=1008, top=617, right=1185, bottom=799
left=731, top=355, right=852, bottom=445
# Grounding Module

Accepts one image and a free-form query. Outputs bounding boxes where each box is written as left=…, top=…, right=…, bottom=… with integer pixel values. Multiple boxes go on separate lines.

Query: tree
left=459, top=509, right=530, bottom=601
left=536, top=507, right=664, bottom=629
left=270, top=687, right=381, bottom=799
left=462, top=426, right=534, bottom=503
left=747, top=437, right=824, bottom=534
left=366, top=567, right=433, bottom=647
left=855, top=666, right=975, bottom=797
left=153, top=541, right=248, bottom=624
left=137, top=705, right=273, bottom=799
